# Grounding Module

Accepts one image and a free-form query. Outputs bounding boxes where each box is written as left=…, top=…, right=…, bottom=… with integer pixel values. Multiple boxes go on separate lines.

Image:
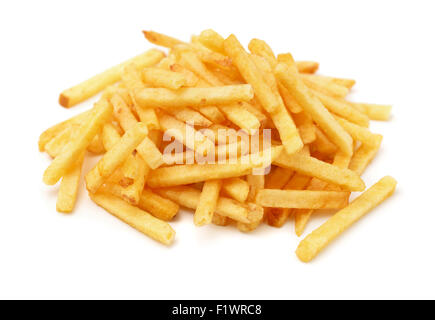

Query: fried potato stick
left=59, top=49, right=164, bottom=108
left=194, top=180, right=223, bottom=226
left=222, top=177, right=250, bottom=203
left=296, top=176, right=397, bottom=262
left=56, top=153, right=84, bottom=213
left=90, top=192, right=175, bottom=245
left=43, top=99, right=113, bottom=185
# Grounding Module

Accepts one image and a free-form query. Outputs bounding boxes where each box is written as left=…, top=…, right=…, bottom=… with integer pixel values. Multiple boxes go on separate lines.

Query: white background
left=1, top=0, right=434, bottom=299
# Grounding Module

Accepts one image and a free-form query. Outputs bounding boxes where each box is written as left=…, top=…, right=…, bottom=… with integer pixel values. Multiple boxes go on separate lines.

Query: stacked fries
left=39, top=29, right=396, bottom=262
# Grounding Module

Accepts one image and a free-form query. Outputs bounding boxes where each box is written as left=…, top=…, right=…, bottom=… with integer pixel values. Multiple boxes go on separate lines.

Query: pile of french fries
left=39, top=30, right=397, bottom=262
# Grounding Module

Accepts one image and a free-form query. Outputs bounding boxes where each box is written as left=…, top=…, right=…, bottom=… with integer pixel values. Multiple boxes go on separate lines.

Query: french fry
left=85, top=122, right=148, bottom=193
left=43, top=99, right=113, bottom=185
left=143, top=30, right=184, bottom=48
left=311, top=126, right=338, bottom=155
left=295, top=61, right=319, bottom=74
left=169, top=63, right=200, bottom=87
left=142, top=67, right=186, bottom=89
left=167, top=108, right=212, bottom=127
left=194, top=180, right=223, bottom=226
left=44, top=125, right=77, bottom=158
left=301, top=74, right=349, bottom=98
left=159, top=113, right=214, bottom=155
left=148, top=146, right=283, bottom=188
left=156, top=186, right=252, bottom=223
left=59, top=49, right=164, bottom=108
left=90, top=192, right=175, bottom=245
left=278, top=82, right=303, bottom=114
left=302, top=74, right=356, bottom=90
left=56, top=153, right=84, bottom=213
left=223, top=35, right=280, bottom=114
left=350, top=102, right=392, bottom=121
left=119, top=153, right=148, bottom=205
left=292, top=112, right=316, bottom=144
left=38, top=110, right=91, bottom=151
left=140, top=189, right=179, bottom=221
left=111, top=94, right=138, bottom=130
left=336, top=116, right=383, bottom=147
left=135, top=85, right=253, bottom=109
left=220, top=104, right=261, bottom=132
left=222, top=177, right=250, bottom=203
left=87, top=134, right=105, bottom=154
left=273, top=150, right=365, bottom=191
left=349, top=143, right=382, bottom=176
left=314, top=91, right=370, bottom=127
left=256, top=189, right=349, bottom=209
left=293, top=151, right=352, bottom=236
left=136, top=137, right=164, bottom=169
left=296, top=176, right=397, bottom=262
left=136, top=107, right=160, bottom=130
left=198, top=29, right=226, bottom=54
left=275, top=61, right=353, bottom=156
left=265, top=166, right=294, bottom=189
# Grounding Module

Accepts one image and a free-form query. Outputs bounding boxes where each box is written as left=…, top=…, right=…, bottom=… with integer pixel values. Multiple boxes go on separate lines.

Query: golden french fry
left=256, top=189, right=349, bottom=209
left=223, top=35, right=280, bottom=114
left=156, top=186, right=251, bottom=223
left=39, top=110, right=91, bottom=151
left=142, top=67, right=186, bottom=89
left=135, top=85, right=253, bottom=109
left=111, top=94, right=138, bottom=131
left=43, top=100, right=113, bottom=185
left=296, top=176, right=397, bottom=262
left=301, top=74, right=349, bottom=98
left=136, top=137, right=164, bottom=169
left=119, top=153, right=148, bottom=205
left=167, top=108, right=212, bottom=127
left=194, top=180, right=223, bottom=226
left=59, top=49, right=164, bottom=108
left=143, top=30, right=184, bottom=48
left=295, top=61, right=319, bottom=74
left=87, top=134, right=105, bottom=154
left=311, top=126, right=338, bottom=155
left=198, top=29, right=226, bottom=54
left=222, top=178, right=250, bottom=203
left=350, top=102, right=392, bottom=121
left=140, top=189, right=179, bottom=221
left=85, top=122, right=148, bottom=193
left=220, top=104, right=261, bottom=132
left=314, top=91, right=370, bottom=127
left=273, top=150, right=365, bottom=191
left=44, top=125, right=77, bottom=158
left=349, top=143, right=382, bottom=176
left=292, top=112, right=316, bottom=144
left=136, top=107, right=160, bottom=130
left=275, top=61, right=353, bottom=156
left=265, top=166, right=294, bottom=189
left=148, top=146, right=283, bottom=188
left=56, top=153, right=84, bottom=213
left=278, top=82, right=303, bottom=114
left=302, top=74, right=356, bottom=90
left=336, top=116, right=383, bottom=147
left=90, top=192, right=175, bottom=245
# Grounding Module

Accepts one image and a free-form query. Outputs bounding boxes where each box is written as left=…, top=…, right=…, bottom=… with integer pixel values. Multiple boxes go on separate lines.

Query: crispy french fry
left=220, top=104, right=261, bottom=132
left=44, top=125, right=77, bottom=158
left=256, top=189, right=349, bottom=209
left=142, top=67, right=186, bottom=89
left=311, top=126, right=338, bottom=155
left=336, top=116, right=383, bottom=147
left=159, top=113, right=214, bottom=155
left=295, top=61, right=319, bottom=74
left=39, top=110, right=91, bottom=151
left=223, top=35, right=280, bottom=114
left=85, top=122, right=148, bottom=193
left=119, top=153, right=148, bottom=205
left=278, top=82, right=303, bottom=114
left=43, top=100, right=113, bottom=185
left=301, top=74, right=349, bottom=98
left=156, top=186, right=251, bottom=223
left=292, top=112, right=316, bottom=144
left=90, top=192, right=175, bottom=245
left=135, top=85, right=253, bottom=109
left=350, top=102, right=392, bottom=121
left=194, top=180, right=223, bottom=226
left=136, top=137, right=164, bottom=169
left=302, top=74, right=356, bottom=90
left=148, top=146, right=283, bottom=188
left=314, top=91, right=370, bottom=127
left=275, top=61, right=353, bottom=155
left=59, top=49, right=164, bottom=108
left=111, top=94, right=138, bottom=130
left=136, top=107, right=160, bottom=130
left=167, top=108, right=212, bottom=127
left=349, top=143, right=382, bottom=176
left=87, top=134, right=105, bottom=154
left=222, top=177, right=250, bottom=203
left=296, top=176, right=397, bottom=262
left=56, top=153, right=84, bottom=213
left=265, top=166, right=294, bottom=189
left=198, top=29, right=226, bottom=54
left=273, top=150, right=365, bottom=191
left=143, top=30, right=184, bottom=48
